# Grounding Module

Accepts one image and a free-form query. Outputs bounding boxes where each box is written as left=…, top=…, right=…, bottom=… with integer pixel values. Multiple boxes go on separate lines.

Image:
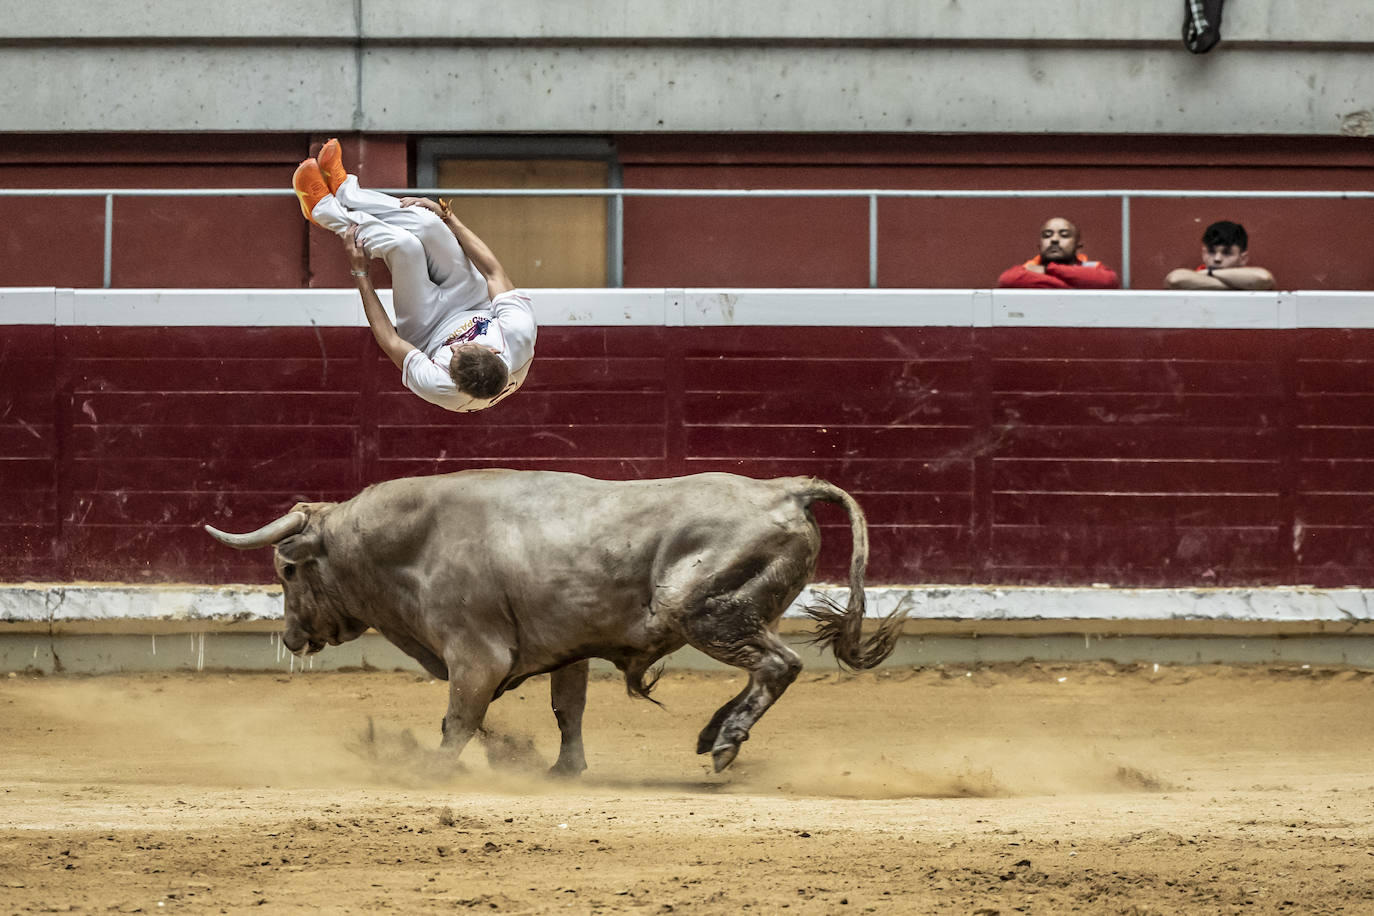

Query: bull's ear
left=275, top=530, right=324, bottom=564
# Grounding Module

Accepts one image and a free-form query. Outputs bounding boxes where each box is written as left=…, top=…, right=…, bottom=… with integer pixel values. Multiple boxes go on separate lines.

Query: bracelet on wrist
left=350, top=269, right=370, bottom=279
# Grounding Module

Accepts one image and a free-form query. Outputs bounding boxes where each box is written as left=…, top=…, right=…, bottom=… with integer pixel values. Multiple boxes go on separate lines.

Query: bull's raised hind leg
left=549, top=659, right=590, bottom=778
left=681, top=582, right=804, bottom=771
left=695, top=631, right=802, bottom=772
left=671, top=543, right=812, bottom=771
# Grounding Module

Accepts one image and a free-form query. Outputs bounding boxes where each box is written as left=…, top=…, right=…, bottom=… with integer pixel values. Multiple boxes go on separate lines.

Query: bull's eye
left=281, top=563, right=297, bottom=580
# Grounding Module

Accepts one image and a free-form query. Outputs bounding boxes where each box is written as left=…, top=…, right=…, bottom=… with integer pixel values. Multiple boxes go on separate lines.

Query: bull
left=206, top=470, right=907, bottom=774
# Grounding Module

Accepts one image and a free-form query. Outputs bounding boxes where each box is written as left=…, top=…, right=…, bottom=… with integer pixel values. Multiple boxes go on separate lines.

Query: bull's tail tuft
left=799, top=479, right=909, bottom=671
left=805, top=590, right=909, bottom=671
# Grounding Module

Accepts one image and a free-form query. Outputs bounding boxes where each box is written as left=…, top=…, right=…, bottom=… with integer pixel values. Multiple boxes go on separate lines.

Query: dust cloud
left=1, top=669, right=1183, bottom=801
left=4, top=676, right=368, bottom=789
left=716, top=735, right=1172, bottom=800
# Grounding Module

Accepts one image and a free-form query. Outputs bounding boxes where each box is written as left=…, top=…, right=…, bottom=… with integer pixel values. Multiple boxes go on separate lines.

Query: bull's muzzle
left=283, top=624, right=357, bottom=657
left=281, top=628, right=317, bottom=656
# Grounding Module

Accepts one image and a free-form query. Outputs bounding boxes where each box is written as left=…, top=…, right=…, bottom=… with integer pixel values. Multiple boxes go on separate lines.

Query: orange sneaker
left=292, top=158, right=330, bottom=224
left=317, top=138, right=347, bottom=194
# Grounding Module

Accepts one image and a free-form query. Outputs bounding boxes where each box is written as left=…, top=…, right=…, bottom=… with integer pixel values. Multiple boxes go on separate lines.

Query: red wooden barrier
left=4, top=323, right=1374, bottom=588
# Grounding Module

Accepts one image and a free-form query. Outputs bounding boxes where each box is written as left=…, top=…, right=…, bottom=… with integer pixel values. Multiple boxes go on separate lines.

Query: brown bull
left=206, top=470, right=906, bottom=773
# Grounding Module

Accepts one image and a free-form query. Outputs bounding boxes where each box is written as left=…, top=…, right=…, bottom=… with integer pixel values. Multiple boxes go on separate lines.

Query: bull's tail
left=800, top=479, right=908, bottom=671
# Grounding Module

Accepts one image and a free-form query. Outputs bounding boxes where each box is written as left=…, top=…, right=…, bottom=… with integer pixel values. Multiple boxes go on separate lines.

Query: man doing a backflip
left=292, top=139, right=535, bottom=413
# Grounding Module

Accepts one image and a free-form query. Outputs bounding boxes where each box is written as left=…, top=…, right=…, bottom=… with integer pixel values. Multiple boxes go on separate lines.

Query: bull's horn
left=204, top=511, right=308, bottom=550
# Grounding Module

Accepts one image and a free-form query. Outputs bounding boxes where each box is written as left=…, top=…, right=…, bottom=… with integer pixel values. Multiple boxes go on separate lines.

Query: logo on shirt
left=446, top=315, right=492, bottom=346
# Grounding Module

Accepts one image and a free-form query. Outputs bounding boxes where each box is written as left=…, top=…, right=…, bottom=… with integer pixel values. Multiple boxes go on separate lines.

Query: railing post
left=868, top=194, right=878, bottom=289
left=103, top=194, right=114, bottom=289
left=610, top=190, right=624, bottom=288
left=1120, top=194, right=1131, bottom=290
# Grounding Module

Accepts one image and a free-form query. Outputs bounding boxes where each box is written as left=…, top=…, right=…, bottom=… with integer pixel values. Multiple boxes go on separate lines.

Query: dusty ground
left=2, top=662, right=1374, bottom=915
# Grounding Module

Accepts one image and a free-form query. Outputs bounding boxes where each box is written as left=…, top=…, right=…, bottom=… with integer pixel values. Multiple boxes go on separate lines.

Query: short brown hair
left=450, top=344, right=509, bottom=399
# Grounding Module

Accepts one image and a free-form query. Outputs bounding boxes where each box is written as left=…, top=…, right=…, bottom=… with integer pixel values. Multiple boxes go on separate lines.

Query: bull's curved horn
left=204, top=511, right=308, bottom=550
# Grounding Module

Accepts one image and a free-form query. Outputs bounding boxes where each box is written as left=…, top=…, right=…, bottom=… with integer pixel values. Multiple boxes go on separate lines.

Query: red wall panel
left=0, top=326, right=58, bottom=578
left=1293, top=332, right=1374, bottom=586
left=988, top=525, right=1281, bottom=584
left=5, top=323, right=1374, bottom=588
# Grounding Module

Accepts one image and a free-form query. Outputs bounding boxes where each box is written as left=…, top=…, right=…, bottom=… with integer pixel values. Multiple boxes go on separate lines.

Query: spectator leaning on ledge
left=1165, top=220, right=1276, bottom=290
left=996, top=217, right=1121, bottom=290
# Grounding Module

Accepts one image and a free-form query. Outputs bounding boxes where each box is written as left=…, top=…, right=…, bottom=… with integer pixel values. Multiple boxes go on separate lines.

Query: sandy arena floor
left=2, top=662, right=1374, bottom=914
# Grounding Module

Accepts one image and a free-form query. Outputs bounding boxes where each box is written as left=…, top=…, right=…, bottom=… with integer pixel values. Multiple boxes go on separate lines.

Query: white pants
left=312, top=176, right=488, bottom=353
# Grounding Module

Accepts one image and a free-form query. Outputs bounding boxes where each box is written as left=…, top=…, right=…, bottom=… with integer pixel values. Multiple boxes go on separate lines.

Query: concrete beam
left=355, top=46, right=1374, bottom=135
left=9, top=0, right=1372, bottom=44
left=361, top=0, right=1374, bottom=43
left=4, top=40, right=1369, bottom=134
left=0, top=46, right=356, bottom=132
left=3, top=0, right=356, bottom=38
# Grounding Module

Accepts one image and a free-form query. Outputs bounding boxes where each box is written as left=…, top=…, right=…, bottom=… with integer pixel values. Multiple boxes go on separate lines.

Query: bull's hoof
left=547, top=759, right=587, bottom=780
left=711, top=743, right=740, bottom=772
left=695, top=733, right=714, bottom=755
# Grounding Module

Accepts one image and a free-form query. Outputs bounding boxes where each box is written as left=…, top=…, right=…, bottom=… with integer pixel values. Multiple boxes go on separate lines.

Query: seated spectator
left=997, top=217, right=1121, bottom=289
left=1165, top=220, right=1276, bottom=290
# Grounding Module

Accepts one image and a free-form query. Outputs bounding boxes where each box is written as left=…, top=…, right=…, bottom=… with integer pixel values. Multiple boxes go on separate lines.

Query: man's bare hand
left=399, top=196, right=443, bottom=215
left=342, top=225, right=370, bottom=274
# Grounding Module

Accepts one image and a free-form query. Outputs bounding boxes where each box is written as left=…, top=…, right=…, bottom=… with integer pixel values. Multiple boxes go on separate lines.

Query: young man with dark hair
left=996, top=217, right=1121, bottom=289
left=1165, top=220, right=1276, bottom=290
left=292, top=139, right=535, bottom=413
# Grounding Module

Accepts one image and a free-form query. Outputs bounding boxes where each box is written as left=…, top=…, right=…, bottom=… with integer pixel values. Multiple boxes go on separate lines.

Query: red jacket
left=997, top=254, right=1120, bottom=290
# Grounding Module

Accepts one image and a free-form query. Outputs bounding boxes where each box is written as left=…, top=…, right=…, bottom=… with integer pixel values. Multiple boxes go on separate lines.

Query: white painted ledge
left=3, top=584, right=1373, bottom=625
left=5, top=287, right=1374, bottom=329
left=831, top=586, right=1374, bottom=624
left=0, top=585, right=285, bottom=623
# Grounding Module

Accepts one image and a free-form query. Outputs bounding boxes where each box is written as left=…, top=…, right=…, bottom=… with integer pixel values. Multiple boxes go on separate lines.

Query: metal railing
left=4, top=187, right=1372, bottom=290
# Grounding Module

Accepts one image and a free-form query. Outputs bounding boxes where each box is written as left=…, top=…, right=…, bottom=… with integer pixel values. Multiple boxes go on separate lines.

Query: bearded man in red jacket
left=997, top=217, right=1121, bottom=289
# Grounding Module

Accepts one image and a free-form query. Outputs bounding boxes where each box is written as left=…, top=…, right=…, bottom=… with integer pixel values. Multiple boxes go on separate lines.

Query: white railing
left=3, top=187, right=1372, bottom=290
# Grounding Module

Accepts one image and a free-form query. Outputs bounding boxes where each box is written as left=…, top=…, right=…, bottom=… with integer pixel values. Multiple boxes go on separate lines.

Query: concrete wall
left=4, top=0, right=1371, bottom=134
left=7, top=583, right=1374, bottom=674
